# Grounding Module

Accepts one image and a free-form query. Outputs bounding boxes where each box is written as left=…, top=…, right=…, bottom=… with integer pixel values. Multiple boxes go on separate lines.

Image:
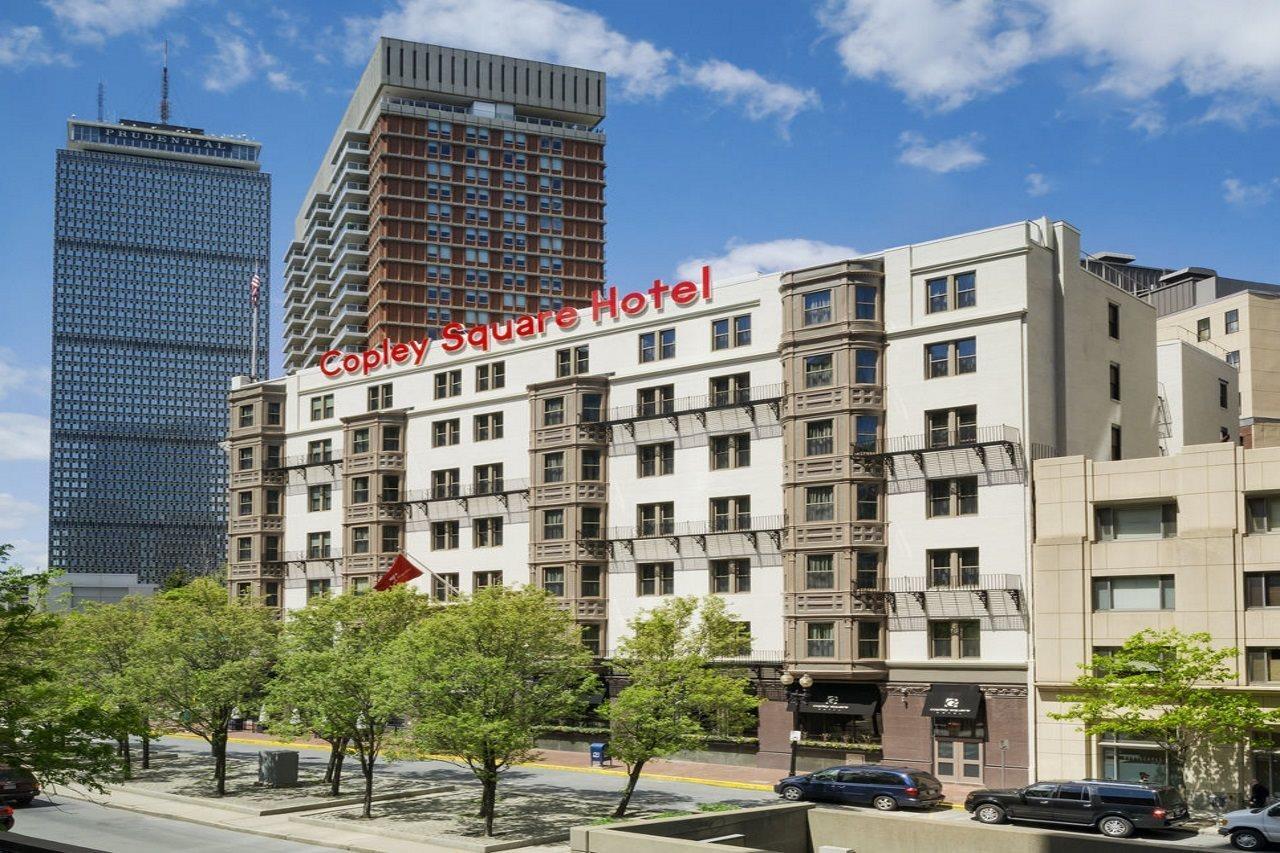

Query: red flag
left=373, top=553, right=423, bottom=592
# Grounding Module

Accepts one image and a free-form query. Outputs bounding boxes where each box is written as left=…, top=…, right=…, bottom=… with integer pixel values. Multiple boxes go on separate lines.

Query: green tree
left=0, top=545, right=120, bottom=791
left=131, top=577, right=280, bottom=795
left=56, top=596, right=159, bottom=777
left=1050, top=628, right=1280, bottom=790
left=388, top=586, right=597, bottom=836
left=267, top=586, right=433, bottom=815
left=157, top=567, right=199, bottom=592
left=603, top=596, right=758, bottom=818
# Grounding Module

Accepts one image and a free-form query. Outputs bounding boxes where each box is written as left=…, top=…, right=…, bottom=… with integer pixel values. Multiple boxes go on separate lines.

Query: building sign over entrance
left=318, top=266, right=714, bottom=378
left=921, top=683, right=982, bottom=719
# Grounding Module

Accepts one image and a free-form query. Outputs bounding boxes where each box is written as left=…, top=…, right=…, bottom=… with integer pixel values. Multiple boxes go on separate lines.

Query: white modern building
left=229, top=217, right=1184, bottom=788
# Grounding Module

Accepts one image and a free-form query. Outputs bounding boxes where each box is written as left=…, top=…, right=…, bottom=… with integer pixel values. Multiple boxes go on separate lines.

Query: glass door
left=935, top=738, right=982, bottom=783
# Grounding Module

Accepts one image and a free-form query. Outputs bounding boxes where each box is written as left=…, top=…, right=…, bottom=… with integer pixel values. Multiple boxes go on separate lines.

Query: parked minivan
left=965, top=779, right=1189, bottom=838
left=775, top=765, right=945, bottom=810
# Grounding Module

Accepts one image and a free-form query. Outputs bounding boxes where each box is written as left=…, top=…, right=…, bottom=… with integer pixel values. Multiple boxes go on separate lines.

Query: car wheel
left=1097, top=816, right=1134, bottom=838
left=974, top=804, right=1007, bottom=824
left=780, top=785, right=805, bottom=802
left=872, top=795, right=899, bottom=811
left=1232, top=829, right=1266, bottom=850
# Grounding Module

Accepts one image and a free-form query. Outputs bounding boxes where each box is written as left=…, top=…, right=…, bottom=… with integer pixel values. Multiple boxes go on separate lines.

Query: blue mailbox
left=589, top=742, right=610, bottom=766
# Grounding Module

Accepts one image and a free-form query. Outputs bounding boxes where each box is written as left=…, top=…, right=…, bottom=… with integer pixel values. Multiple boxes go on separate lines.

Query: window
left=474, top=463, right=503, bottom=494
left=351, top=476, right=369, bottom=504
left=474, top=412, right=503, bottom=441
left=307, top=579, right=331, bottom=600
left=352, top=428, right=370, bottom=455
left=1223, top=308, right=1241, bottom=334
left=380, top=475, right=401, bottom=502
left=581, top=624, right=602, bottom=656
left=311, top=394, right=334, bottom=421
left=263, top=581, right=279, bottom=608
left=351, top=526, right=369, bottom=554
left=433, top=419, right=460, bottom=447
left=1110, top=363, right=1121, bottom=401
left=266, top=401, right=282, bottom=426
left=432, top=573, right=460, bottom=601
left=710, top=373, right=750, bottom=406
left=380, top=525, right=400, bottom=553
left=1247, top=648, right=1280, bottom=684
left=1108, top=302, right=1120, bottom=339
left=1110, top=424, right=1122, bottom=461
left=806, top=622, right=835, bottom=657
left=926, top=271, right=976, bottom=313
left=854, top=349, right=878, bottom=384
left=638, top=503, right=674, bottom=536
left=434, top=370, right=462, bottom=399
left=1248, top=495, right=1280, bottom=533
left=561, top=564, right=598, bottom=600
left=638, top=442, right=674, bottom=477
left=1247, top=573, right=1280, bottom=608
left=927, top=406, right=977, bottom=448
left=238, top=404, right=254, bottom=428
left=308, top=484, right=331, bottom=512
left=236, top=537, right=251, bottom=561
left=556, top=345, right=589, bottom=376
left=382, top=426, right=401, bottom=452
left=307, top=532, right=331, bottom=559
left=928, top=549, right=979, bottom=587
left=926, top=338, right=977, bottom=378
left=856, top=484, right=879, bottom=521
left=710, top=433, right=750, bottom=469
left=265, top=444, right=282, bottom=469
left=581, top=393, right=603, bottom=422
left=1197, top=317, right=1210, bottom=341
left=854, top=285, right=877, bottom=320
left=1220, top=379, right=1230, bottom=409
left=237, top=491, right=252, bottom=517
left=1092, top=575, right=1175, bottom=611
left=712, top=315, right=752, bottom=350
left=930, top=620, right=980, bottom=658
left=854, top=415, right=879, bottom=452
left=474, top=570, right=502, bottom=590
left=927, top=477, right=978, bottom=517
left=639, top=328, right=676, bottom=362
left=543, top=397, right=565, bottom=426
left=476, top=361, right=505, bottom=390
left=541, top=567, right=566, bottom=597
left=638, top=563, right=675, bottom=596
left=857, top=621, right=881, bottom=659
left=581, top=507, right=603, bottom=539
left=368, top=384, right=393, bottom=411
left=638, top=385, right=674, bottom=416
left=432, top=521, right=459, bottom=550
left=803, top=290, right=832, bottom=326
left=855, top=552, right=879, bottom=588
left=237, top=446, right=254, bottom=471
left=805, top=486, right=834, bottom=522
left=1096, top=503, right=1177, bottom=540
left=710, top=496, right=751, bottom=532
left=581, top=448, right=603, bottom=480
left=804, top=353, right=833, bottom=388
left=265, top=489, right=281, bottom=515
left=805, top=554, right=835, bottom=590
left=351, top=577, right=371, bottom=596
left=1228, top=350, right=1241, bottom=369
left=542, top=509, right=565, bottom=540
left=805, top=420, right=834, bottom=456
left=543, top=451, right=566, bottom=483
left=711, top=559, right=751, bottom=593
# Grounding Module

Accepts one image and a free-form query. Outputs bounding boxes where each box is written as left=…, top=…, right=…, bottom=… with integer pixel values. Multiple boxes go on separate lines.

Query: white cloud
left=677, top=238, right=860, bottom=281
left=3, top=539, right=48, bottom=572
left=1127, top=104, right=1167, bottom=137
left=0, top=493, right=42, bottom=534
left=0, top=350, right=50, bottom=399
left=0, top=25, right=70, bottom=69
left=343, top=0, right=817, bottom=128
left=897, top=131, right=986, bottom=173
left=1025, top=171, right=1051, bottom=197
left=1223, top=177, right=1278, bottom=206
left=203, top=31, right=303, bottom=95
left=44, top=0, right=189, bottom=43
left=0, top=414, right=48, bottom=462
left=819, top=0, right=1280, bottom=125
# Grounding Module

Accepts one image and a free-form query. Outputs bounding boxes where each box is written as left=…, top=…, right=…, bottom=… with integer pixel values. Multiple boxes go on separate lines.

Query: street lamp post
left=781, top=671, right=813, bottom=776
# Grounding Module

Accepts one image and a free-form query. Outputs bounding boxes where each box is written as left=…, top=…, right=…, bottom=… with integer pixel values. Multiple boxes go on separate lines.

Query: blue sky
left=1, top=0, right=1278, bottom=569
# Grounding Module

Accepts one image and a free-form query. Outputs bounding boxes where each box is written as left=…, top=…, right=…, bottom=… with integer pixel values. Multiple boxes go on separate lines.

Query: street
left=9, top=795, right=328, bottom=853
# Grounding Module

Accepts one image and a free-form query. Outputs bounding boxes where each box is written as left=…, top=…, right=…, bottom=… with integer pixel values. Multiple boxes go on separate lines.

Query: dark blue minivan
left=774, top=765, right=945, bottom=810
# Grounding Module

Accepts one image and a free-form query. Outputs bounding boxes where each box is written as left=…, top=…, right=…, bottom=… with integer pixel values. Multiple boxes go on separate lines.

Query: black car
left=0, top=766, right=38, bottom=807
left=775, top=765, right=945, bottom=811
left=964, top=779, right=1189, bottom=838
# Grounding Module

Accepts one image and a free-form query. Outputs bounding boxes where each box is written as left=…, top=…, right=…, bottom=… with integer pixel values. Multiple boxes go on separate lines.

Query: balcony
left=606, top=514, right=784, bottom=555
left=853, top=424, right=1022, bottom=476
left=283, top=548, right=344, bottom=566
left=883, top=574, right=1023, bottom=617
left=398, top=478, right=532, bottom=516
left=274, top=453, right=342, bottom=472
left=604, top=383, right=784, bottom=435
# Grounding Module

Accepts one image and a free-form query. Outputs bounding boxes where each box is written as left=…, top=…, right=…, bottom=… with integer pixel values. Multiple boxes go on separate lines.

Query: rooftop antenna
left=96, top=81, right=105, bottom=121
left=159, top=39, right=170, bottom=124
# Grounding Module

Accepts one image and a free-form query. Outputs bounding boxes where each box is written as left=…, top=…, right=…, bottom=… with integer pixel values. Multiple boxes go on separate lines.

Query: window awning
left=798, top=683, right=880, bottom=717
left=921, top=683, right=983, bottom=719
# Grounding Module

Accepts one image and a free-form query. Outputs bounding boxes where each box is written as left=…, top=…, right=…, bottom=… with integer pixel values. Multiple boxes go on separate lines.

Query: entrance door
left=935, top=739, right=982, bottom=784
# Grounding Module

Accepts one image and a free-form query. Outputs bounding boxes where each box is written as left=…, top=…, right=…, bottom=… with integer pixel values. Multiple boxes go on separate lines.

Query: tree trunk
left=361, top=753, right=375, bottom=819
left=212, top=730, right=228, bottom=796
left=329, top=740, right=348, bottom=796
left=613, top=760, right=646, bottom=819
left=118, top=735, right=132, bottom=779
left=142, top=725, right=151, bottom=770
left=324, top=740, right=338, bottom=782
left=478, top=755, right=499, bottom=836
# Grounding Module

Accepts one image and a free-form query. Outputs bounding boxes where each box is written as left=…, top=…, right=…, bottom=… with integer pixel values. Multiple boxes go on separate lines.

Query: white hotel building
left=228, top=218, right=1215, bottom=787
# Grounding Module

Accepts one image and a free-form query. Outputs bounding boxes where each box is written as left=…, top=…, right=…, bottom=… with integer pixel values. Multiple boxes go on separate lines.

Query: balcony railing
left=398, top=478, right=531, bottom=508
left=884, top=573, right=1023, bottom=611
left=604, top=383, right=784, bottom=426
left=282, top=548, right=344, bottom=563
left=607, top=514, right=784, bottom=542
left=853, top=424, right=1022, bottom=461
left=273, top=453, right=342, bottom=471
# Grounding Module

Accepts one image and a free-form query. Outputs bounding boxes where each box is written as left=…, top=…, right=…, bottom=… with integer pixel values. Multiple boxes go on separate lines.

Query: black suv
left=964, top=779, right=1189, bottom=838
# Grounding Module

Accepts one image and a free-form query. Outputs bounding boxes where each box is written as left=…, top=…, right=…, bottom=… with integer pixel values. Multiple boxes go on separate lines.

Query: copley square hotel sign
left=318, top=265, right=715, bottom=378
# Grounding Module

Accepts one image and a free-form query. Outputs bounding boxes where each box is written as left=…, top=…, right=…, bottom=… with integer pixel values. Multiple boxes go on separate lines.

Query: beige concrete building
left=1155, top=339, right=1239, bottom=455
left=1033, top=442, right=1280, bottom=805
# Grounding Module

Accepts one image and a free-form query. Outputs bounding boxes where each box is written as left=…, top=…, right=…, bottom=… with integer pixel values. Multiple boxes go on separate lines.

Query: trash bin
left=259, top=749, right=299, bottom=787
left=589, top=742, right=610, bottom=767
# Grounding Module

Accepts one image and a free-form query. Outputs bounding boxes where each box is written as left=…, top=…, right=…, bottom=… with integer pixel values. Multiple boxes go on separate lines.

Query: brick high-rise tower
left=284, top=39, right=606, bottom=372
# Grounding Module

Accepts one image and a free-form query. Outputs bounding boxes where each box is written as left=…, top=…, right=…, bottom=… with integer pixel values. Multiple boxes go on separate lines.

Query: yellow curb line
left=163, top=732, right=776, bottom=793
